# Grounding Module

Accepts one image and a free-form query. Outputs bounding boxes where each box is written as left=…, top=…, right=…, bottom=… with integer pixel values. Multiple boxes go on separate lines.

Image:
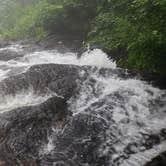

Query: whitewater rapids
left=0, top=43, right=165, bottom=166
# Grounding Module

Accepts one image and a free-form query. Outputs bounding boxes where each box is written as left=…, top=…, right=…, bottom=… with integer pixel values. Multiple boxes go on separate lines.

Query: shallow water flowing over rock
left=0, top=42, right=165, bottom=166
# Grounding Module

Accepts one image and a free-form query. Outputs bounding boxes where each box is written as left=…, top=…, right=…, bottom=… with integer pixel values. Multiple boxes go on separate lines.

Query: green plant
left=88, top=0, right=166, bottom=74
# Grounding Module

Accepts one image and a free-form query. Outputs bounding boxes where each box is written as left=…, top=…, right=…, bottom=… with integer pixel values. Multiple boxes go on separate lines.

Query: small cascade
left=0, top=43, right=165, bottom=166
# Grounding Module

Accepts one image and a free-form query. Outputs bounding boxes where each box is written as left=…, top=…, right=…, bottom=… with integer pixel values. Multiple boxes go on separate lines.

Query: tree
left=88, top=0, right=166, bottom=74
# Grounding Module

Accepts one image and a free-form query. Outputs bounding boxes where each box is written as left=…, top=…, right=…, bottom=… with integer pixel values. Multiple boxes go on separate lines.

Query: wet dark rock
left=40, top=152, right=76, bottom=166
left=0, top=64, right=85, bottom=99
left=0, top=41, right=165, bottom=166
left=124, top=143, right=139, bottom=154
left=0, top=90, right=108, bottom=165
left=37, top=35, right=83, bottom=53
left=0, top=63, right=137, bottom=99
left=142, top=134, right=161, bottom=149
left=0, top=50, right=24, bottom=61
left=0, top=39, right=11, bottom=48
left=0, top=96, right=68, bottom=165
left=0, top=63, right=111, bottom=165
left=40, top=114, right=108, bottom=166
left=145, top=151, right=166, bottom=166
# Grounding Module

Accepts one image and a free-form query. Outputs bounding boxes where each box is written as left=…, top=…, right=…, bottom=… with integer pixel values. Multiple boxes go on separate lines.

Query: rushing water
left=0, top=43, right=166, bottom=165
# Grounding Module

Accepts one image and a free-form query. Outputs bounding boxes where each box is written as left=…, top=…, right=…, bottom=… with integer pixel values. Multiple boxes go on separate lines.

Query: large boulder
left=0, top=96, right=68, bottom=165
left=145, top=151, right=166, bottom=166
left=0, top=61, right=165, bottom=166
left=0, top=64, right=85, bottom=99
left=40, top=114, right=108, bottom=166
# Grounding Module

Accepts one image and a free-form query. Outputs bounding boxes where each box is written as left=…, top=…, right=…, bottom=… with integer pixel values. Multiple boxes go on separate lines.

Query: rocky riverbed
left=0, top=40, right=165, bottom=166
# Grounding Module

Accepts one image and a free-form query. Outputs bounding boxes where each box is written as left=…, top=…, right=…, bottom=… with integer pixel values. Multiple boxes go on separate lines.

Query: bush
left=88, top=0, right=166, bottom=74
left=0, top=0, right=99, bottom=39
left=1, top=1, right=63, bottom=39
left=0, top=0, right=166, bottom=75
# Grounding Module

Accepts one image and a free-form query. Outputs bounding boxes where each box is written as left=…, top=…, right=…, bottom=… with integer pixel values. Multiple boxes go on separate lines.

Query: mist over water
left=0, top=43, right=166, bottom=165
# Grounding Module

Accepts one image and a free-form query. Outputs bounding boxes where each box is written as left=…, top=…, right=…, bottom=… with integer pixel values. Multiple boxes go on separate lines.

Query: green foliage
left=0, top=1, right=64, bottom=39
left=88, top=0, right=166, bottom=74
left=0, top=0, right=100, bottom=39
left=0, top=1, right=24, bottom=31
left=0, top=0, right=165, bottom=75
left=57, top=0, right=101, bottom=36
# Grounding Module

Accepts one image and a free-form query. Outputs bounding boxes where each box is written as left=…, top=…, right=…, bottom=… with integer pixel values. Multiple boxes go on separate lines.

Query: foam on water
left=0, top=69, right=9, bottom=81
left=68, top=69, right=166, bottom=165
left=21, top=48, right=116, bottom=68
left=0, top=44, right=116, bottom=114
left=69, top=71, right=164, bottom=115
left=40, top=136, right=55, bottom=155
left=0, top=88, right=53, bottom=113
left=0, top=44, right=24, bottom=52
left=120, top=141, right=166, bottom=166
left=0, top=43, right=166, bottom=164
left=0, top=44, right=116, bottom=81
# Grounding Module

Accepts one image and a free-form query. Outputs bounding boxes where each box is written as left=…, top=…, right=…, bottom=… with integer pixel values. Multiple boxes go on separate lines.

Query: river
left=0, top=42, right=165, bottom=166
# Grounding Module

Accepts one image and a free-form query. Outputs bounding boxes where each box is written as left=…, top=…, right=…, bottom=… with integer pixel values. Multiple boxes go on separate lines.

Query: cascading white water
left=0, top=44, right=116, bottom=112
left=0, top=44, right=24, bottom=52
left=0, top=88, right=55, bottom=113
left=67, top=67, right=166, bottom=165
left=0, top=43, right=166, bottom=165
left=0, top=45, right=116, bottom=80
left=21, top=48, right=116, bottom=68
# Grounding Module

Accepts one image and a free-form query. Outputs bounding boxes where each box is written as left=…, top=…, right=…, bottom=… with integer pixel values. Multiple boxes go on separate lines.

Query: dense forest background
left=0, top=0, right=165, bottom=75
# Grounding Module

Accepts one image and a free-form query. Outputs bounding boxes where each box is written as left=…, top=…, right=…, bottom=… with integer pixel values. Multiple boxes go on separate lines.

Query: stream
left=0, top=42, right=165, bottom=166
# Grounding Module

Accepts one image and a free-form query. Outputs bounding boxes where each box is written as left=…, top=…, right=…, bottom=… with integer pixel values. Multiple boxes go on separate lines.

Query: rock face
left=0, top=39, right=11, bottom=48
left=145, top=151, right=166, bottom=166
left=0, top=64, right=108, bottom=166
left=0, top=96, right=67, bottom=165
left=0, top=64, right=82, bottom=99
left=0, top=43, right=166, bottom=166
left=40, top=114, right=107, bottom=166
